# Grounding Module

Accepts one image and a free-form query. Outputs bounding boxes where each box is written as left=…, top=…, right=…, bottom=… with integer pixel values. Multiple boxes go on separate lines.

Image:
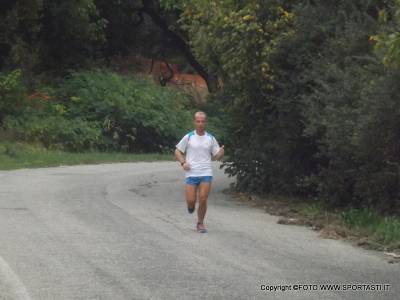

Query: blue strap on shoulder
left=187, top=130, right=195, bottom=141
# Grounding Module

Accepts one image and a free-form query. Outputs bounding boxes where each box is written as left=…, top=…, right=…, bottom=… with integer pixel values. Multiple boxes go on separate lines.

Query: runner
left=175, top=111, right=225, bottom=233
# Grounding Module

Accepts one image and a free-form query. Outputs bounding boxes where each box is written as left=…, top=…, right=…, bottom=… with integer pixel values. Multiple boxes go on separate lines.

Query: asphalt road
left=0, top=162, right=398, bottom=300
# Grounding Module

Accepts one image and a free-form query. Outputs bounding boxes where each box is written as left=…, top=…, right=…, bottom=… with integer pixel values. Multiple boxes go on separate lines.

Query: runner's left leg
left=197, top=182, right=211, bottom=224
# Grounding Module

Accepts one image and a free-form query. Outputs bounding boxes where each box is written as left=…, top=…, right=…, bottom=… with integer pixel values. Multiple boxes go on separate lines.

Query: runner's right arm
left=175, top=134, right=191, bottom=170
left=175, top=148, right=185, bottom=165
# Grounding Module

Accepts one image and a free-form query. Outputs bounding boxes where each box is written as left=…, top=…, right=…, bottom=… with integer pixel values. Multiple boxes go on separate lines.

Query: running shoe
left=196, top=222, right=207, bottom=233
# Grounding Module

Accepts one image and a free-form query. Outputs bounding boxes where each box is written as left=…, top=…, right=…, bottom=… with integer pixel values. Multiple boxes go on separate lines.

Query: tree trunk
left=140, top=1, right=218, bottom=92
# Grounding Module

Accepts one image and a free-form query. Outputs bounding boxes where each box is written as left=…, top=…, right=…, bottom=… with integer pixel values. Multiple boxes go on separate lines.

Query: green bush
left=55, top=70, right=192, bottom=152
left=299, top=2, right=400, bottom=211
left=1, top=69, right=193, bottom=153
left=342, top=208, right=381, bottom=230
left=0, top=69, right=27, bottom=123
left=342, top=208, right=400, bottom=245
left=3, top=115, right=101, bottom=152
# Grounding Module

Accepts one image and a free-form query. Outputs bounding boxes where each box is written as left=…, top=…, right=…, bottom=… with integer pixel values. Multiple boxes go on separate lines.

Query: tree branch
left=140, top=0, right=218, bottom=92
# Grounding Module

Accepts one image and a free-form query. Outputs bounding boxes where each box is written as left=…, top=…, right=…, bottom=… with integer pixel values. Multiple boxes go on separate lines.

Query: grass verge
left=227, top=190, right=400, bottom=262
left=0, top=141, right=173, bottom=170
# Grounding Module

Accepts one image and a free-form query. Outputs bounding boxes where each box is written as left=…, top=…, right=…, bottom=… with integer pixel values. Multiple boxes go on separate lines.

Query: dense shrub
left=3, top=115, right=101, bottom=152
left=1, top=69, right=193, bottom=153
left=298, top=1, right=400, bottom=211
left=0, top=69, right=27, bottom=123
left=55, top=70, right=192, bottom=152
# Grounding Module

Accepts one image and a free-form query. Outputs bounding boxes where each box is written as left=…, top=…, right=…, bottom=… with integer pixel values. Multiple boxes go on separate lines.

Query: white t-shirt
left=176, top=130, right=221, bottom=177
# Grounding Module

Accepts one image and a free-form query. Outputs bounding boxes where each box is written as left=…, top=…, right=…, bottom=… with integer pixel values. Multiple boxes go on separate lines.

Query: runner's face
left=194, top=115, right=206, bottom=132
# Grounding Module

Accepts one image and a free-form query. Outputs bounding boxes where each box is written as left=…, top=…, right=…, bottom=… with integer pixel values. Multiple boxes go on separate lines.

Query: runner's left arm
left=211, top=137, right=224, bottom=161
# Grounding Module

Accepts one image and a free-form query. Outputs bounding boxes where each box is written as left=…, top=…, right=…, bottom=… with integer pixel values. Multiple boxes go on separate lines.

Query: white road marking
left=0, top=255, right=31, bottom=300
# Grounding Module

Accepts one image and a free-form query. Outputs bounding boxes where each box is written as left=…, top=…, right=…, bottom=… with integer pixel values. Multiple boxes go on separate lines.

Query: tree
left=38, top=0, right=107, bottom=73
left=0, top=0, right=43, bottom=72
left=372, top=0, right=400, bottom=67
left=167, top=0, right=400, bottom=212
left=134, top=0, right=219, bottom=91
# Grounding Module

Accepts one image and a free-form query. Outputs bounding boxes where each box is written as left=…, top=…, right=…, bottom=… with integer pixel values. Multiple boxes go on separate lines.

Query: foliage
left=297, top=1, right=400, bottom=211
left=55, top=70, right=193, bottom=152
left=0, top=0, right=108, bottom=74
left=1, top=69, right=193, bottom=153
left=0, top=69, right=27, bottom=122
left=95, top=0, right=165, bottom=58
left=0, top=0, right=186, bottom=75
left=3, top=115, right=101, bottom=152
left=38, top=0, right=107, bottom=72
left=175, top=0, right=313, bottom=195
left=372, top=0, right=400, bottom=67
left=0, top=1, right=43, bottom=72
left=342, top=208, right=400, bottom=245
left=170, top=0, right=400, bottom=212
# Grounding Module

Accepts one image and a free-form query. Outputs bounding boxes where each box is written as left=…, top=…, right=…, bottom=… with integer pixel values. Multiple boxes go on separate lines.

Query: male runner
left=175, top=111, right=225, bottom=233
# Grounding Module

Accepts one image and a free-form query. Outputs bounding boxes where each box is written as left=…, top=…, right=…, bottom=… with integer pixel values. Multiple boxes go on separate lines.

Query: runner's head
left=193, top=111, right=207, bottom=133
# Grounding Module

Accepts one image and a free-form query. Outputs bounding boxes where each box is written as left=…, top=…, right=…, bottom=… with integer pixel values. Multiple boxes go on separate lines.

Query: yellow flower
left=243, top=15, right=255, bottom=21
left=369, top=35, right=378, bottom=42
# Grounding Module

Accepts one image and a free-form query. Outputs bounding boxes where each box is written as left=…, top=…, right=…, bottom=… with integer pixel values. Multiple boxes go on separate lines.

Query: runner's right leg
left=185, top=184, right=197, bottom=213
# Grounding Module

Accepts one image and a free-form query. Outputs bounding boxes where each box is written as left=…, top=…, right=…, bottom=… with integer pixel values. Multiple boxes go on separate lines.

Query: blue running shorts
left=185, top=176, right=213, bottom=186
